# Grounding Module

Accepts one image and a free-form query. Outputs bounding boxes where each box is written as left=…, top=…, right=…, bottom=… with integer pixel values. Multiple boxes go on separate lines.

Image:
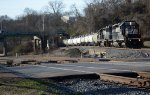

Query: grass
left=0, top=78, right=71, bottom=95
left=16, top=80, right=48, bottom=90
left=144, top=41, right=150, bottom=47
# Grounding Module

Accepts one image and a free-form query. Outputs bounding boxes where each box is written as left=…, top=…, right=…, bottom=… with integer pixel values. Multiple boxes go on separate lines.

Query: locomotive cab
left=121, top=21, right=143, bottom=48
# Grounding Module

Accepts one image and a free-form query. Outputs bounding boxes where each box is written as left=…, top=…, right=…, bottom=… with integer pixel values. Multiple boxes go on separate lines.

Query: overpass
left=0, top=31, right=48, bottom=56
left=0, top=31, right=40, bottom=37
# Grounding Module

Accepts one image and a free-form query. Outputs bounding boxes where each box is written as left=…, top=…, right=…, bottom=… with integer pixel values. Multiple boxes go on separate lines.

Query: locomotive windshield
left=125, top=25, right=139, bottom=35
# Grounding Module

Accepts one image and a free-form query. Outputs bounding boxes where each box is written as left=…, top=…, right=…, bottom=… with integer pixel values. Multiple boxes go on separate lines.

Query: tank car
left=92, top=33, right=98, bottom=46
left=68, top=38, right=73, bottom=46
left=80, top=35, right=85, bottom=46
left=84, top=35, right=89, bottom=45
left=87, top=34, right=93, bottom=45
left=76, top=36, right=81, bottom=45
left=72, top=37, right=77, bottom=45
left=63, top=39, right=68, bottom=46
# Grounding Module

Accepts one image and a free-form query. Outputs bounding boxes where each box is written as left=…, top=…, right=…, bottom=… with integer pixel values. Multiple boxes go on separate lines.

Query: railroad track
left=99, top=71, right=150, bottom=88
left=137, top=72, right=150, bottom=79
left=63, top=46, right=150, bottom=50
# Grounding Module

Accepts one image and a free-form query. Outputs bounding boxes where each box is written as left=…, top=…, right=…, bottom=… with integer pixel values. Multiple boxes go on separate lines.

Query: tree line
left=69, top=0, right=150, bottom=37
left=0, top=0, right=150, bottom=38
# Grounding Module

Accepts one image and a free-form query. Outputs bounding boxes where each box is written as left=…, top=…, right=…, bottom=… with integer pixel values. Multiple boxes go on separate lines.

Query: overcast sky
left=0, top=0, right=87, bottom=19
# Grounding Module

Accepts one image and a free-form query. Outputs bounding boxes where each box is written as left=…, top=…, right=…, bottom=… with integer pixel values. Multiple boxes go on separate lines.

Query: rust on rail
left=137, top=72, right=150, bottom=79
left=99, top=74, right=150, bottom=88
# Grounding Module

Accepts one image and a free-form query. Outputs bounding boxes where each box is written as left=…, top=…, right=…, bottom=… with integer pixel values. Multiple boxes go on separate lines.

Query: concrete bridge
left=0, top=31, right=48, bottom=56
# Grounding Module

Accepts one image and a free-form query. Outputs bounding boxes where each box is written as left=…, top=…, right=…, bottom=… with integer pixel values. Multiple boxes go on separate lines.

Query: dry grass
left=0, top=77, right=70, bottom=95
left=144, top=41, right=150, bottom=47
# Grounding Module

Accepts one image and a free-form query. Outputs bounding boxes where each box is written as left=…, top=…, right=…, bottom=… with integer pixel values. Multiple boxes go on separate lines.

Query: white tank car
left=72, top=37, right=78, bottom=45
left=63, top=39, right=68, bottom=46
left=68, top=38, right=73, bottom=45
left=76, top=37, right=81, bottom=45
left=88, top=34, right=93, bottom=43
left=80, top=35, right=85, bottom=45
left=84, top=35, right=89, bottom=44
left=92, top=33, right=98, bottom=45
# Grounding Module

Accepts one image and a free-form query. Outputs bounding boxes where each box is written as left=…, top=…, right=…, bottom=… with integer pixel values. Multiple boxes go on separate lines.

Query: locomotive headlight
left=139, top=39, right=141, bottom=42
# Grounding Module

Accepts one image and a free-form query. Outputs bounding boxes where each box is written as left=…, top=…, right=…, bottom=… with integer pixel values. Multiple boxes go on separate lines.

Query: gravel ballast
left=56, top=78, right=150, bottom=95
left=106, top=48, right=150, bottom=59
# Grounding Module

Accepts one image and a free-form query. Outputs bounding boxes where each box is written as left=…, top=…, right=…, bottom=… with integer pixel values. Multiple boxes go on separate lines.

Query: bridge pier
left=33, top=36, right=48, bottom=53
left=3, top=39, right=7, bottom=56
left=0, top=38, right=7, bottom=56
left=33, top=36, right=42, bottom=53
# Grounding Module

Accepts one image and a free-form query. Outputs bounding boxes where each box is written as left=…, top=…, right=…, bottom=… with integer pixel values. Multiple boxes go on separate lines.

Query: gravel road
left=55, top=78, right=150, bottom=95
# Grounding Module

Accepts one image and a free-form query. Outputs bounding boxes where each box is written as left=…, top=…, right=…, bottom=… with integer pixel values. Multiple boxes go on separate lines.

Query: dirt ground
left=1, top=47, right=150, bottom=67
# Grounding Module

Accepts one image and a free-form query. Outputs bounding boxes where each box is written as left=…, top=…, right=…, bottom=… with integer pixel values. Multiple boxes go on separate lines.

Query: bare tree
left=48, top=0, right=64, bottom=15
left=146, top=0, right=150, bottom=13
left=70, top=4, right=81, bottom=17
left=23, top=8, right=42, bottom=32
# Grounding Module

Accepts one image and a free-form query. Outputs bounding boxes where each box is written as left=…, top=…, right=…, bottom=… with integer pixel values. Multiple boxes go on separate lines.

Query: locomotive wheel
left=122, top=43, right=126, bottom=48
left=96, top=43, right=99, bottom=46
left=104, top=40, right=109, bottom=47
left=98, top=42, right=100, bottom=46
left=118, top=43, right=125, bottom=48
left=104, top=41, right=107, bottom=47
left=126, top=42, right=132, bottom=48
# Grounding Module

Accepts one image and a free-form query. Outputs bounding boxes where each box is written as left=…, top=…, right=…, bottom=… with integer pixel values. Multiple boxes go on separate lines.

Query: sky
left=0, top=0, right=87, bottom=19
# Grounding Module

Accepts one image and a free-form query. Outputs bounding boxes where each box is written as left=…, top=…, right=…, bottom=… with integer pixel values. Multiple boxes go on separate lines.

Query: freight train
left=63, top=21, right=143, bottom=48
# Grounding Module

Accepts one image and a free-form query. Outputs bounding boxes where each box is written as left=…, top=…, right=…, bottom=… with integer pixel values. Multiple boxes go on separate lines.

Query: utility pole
left=147, top=0, right=150, bottom=13
left=41, top=12, right=49, bottom=53
left=125, top=0, right=131, bottom=4
left=42, top=14, right=45, bottom=32
left=0, top=20, right=2, bottom=31
left=41, top=14, right=45, bottom=53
